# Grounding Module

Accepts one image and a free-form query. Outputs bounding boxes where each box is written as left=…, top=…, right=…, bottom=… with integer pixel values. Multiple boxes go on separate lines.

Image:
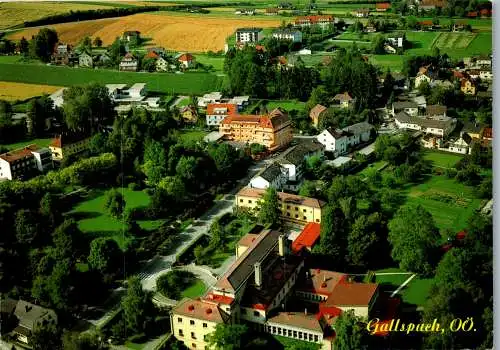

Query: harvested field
left=7, top=13, right=282, bottom=52
left=0, top=81, right=62, bottom=101
left=0, top=1, right=118, bottom=30
left=433, top=32, right=476, bottom=49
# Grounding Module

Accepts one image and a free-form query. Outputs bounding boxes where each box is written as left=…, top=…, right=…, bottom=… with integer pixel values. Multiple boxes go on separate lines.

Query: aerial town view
left=0, top=0, right=494, bottom=349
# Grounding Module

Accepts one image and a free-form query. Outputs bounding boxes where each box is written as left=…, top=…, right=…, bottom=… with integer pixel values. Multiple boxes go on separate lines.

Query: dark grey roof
left=273, top=28, right=302, bottom=35
left=426, top=105, right=447, bottom=116
left=342, top=121, right=374, bottom=135
left=462, top=121, right=482, bottom=133
left=0, top=298, right=17, bottom=314
left=395, top=111, right=416, bottom=124
left=325, top=127, right=348, bottom=139
left=393, top=101, right=418, bottom=109
left=396, top=112, right=455, bottom=130
left=258, top=163, right=285, bottom=182
left=278, top=141, right=324, bottom=166
left=14, top=300, right=56, bottom=331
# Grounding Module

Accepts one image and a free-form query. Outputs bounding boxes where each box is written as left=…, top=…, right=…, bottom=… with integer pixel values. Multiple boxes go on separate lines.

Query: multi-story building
left=394, top=112, right=456, bottom=138
left=248, top=163, right=289, bottom=190
left=235, top=187, right=325, bottom=224
left=272, top=29, right=303, bottom=43
left=49, top=134, right=91, bottom=161
left=294, top=15, right=334, bottom=28
left=235, top=28, right=263, bottom=43
left=119, top=53, right=138, bottom=71
left=0, top=145, right=52, bottom=180
left=219, top=108, right=293, bottom=151
left=206, top=103, right=238, bottom=126
left=171, top=226, right=380, bottom=350
left=78, top=52, right=93, bottom=68
left=317, top=122, right=374, bottom=156
left=332, top=92, right=355, bottom=109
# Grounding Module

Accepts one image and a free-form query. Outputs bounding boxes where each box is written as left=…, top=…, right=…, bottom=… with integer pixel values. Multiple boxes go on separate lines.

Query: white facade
left=272, top=30, right=303, bottom=43
left=317, top=129, right=348, bottom=154
left=198, top=92, right=223, bottom=107
left=248, top=166, right=288, bottom=190
left=156, top=57, right=169, bottom=71
left=479, top=70, right=493, bottom=81
left=0, top=158, right=13, bottom=180
left=394, top=118, right=420, bottom=131
left=31, top=148, right=53, bottom=172
left=298, top=48, right=312, bottom=55
left=236, top=29, right=263, bottom=43
left=415, top=74, right=432, bottom=88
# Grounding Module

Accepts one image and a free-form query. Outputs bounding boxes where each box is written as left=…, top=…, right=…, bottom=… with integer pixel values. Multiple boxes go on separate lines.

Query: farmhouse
left=376, top=2, right=391, bottom=11
left=171, top=226, right=380, bottom=350
left=352, top=8, right=370, bottom=17
left=387, top=34, right=404, bottom=48
left=177, top=53, right=196, bottom=69
left=309, top=104, right=327, bottom=128
left=52, top=43, right=73, bottom=65
left=419, top=0, right=447, bottom=10
left=236, top=28, right=263, bottom=43
left=206, top=103, right=238, bottom=126
left=415, top=65, right=437, bottom=88
left=122, top=30, right=140, bottom=42
left=272, top=29, right=303, bottom=43
left=294, top=15, right=335, bottom=28
left=479, top=69, right=493, bottom=81
left=235, top=8, right=255, bottom=15
left=447, top=133, right=472, bottom=154
left=332, top=92, right=355, bottom=109
left=248, top=162, right=289, bottom=190
left=78, top=51, right=93, bottom=68
left=50, top=134, right=91, bottom=161
left=0, top=145, right=52, bottom=181
left=219, top=108, right=293, bottom=151
left=119, top=53, right=138, bottom=71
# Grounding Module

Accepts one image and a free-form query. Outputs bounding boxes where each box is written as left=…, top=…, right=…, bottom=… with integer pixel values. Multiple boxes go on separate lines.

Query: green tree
left=80, top=36, right=92, bottom=52
left=27, top=95, right=53, bottom=137
left=29, top=28, right=58, bottom=62
left=40, top=192, right=59, bottom=227
left=257, top=187, right=281, bottom=226
left=15, top=209, right=39, bottom=245
left=334, top=310, right=368, bottom=350
left=318, top=205, right=347, bottom=264
left=62, top=331, right=108, bottom=350
left=122, top=276, right=154, bottom=334
left=103, top=189, right=125, bottom=219
left=371, top=34, right=386, bottom=54
left=93, top=37, right=103, bottom=48
left=142, top=140, right=167, bottom=185
left=298, top=180, right=317, bottom=197
left=207, top=324, right=248, bottom=350
left=348, top=213, right=382, bottom=267
left=88, top=132, right=109, bottom=155
left=19, top=37, right=29, bottom=55
left=388, top=205, right=440, bottom=275
left=175, top=156, right=200, bottom=184
left=88, top=237, right=121, bottom=274
left=158, top=176, right=186, bottom=199
left=31, top=321, right=62, bottom=350
left=142, top=57, right=156, bottom=72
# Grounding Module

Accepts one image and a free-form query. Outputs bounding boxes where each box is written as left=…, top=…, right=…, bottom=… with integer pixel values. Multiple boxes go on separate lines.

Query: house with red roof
left=177, top=53, right=196, bottom=68
left=376, top=2, right=391, bottom=11
left=292, top=222, right=321, bottom=254
left=294, top=15, right=334, bottom=28
left=206, top=103, right=238, bottom=126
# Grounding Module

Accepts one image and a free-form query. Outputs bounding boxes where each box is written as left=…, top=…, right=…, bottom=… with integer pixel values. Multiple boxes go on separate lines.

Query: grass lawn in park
left=401, top=277, right=434, bottom=306
left=69, top=188, right=164, bottom=249
left=177, top=96, right=191, bottom=107
left=0, top=63, right=221, bottom=95
left=195, top=54, right=225, bottom=72
left=368, top=54, right=405, bottom=72
left=181, top=279, right=207, bottom=299
left=178, top=130, right=208, bottom=147
left=265, top=99, right=306, bottom=112
left=423, top=150, right=463, bottom=169
left=402, top=175, right=481, bottom=232
left=1, top=138, right=52, bottom=151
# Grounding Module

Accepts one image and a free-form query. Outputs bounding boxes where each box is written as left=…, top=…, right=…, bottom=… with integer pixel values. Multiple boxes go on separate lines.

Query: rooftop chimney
left=304, top=308, right=308, bottom=316
left=278, top=235, right=286, bottom=256
left=254, top=262, right=262, bottom=288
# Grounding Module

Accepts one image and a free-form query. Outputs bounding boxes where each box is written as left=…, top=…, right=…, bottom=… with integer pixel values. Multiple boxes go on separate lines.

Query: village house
left=235, top=8, right=255, bottom=15
left=447, top=133, right=473, bottom=154
left=180, top=105, right=198, bottom=123
left=198, top=92, right=223, bottom=107
left=272, top=29, right=303, bottom=43
left=52, top=43, right=73, bottom=65
left=462, top=121, right=483, bottom=139
left=248, top=162, right=289, bottom=190
left=0, top=144, right=52, bottom=181
left=206, top=103, right=238, bottom=126
left=235, top=28, right=263, bottom=43
left=418, top=20, right=436, bottom=31
left=394, top=112, right=456, bottom=138
left=309, top=104, right=327, bottom=128
left=294, top=15, right=335, bottom=28
left=291, top=222, right=321, bottom=253
left=332, top=92, right=355, bottom=109
left=376, top=2, right=391, bottom=11
left=317, top=122, right=374, bottom=156
left=177, top=53, right=196, bottom=69
left=387, top=34, right=405, bottom=48
left=384, top=44, right=397, bottom=54
left=352, top=8, right=370, bottom=17
left=226, top=96, right=250, bottom=110
left=1, top=299, right=57, bottom=345
left=415, top=65, right=437, bottom=88
left=78, top=51, right=93, bottom=68
left=49, top=134, right=91, bottom=161
left=479, top=69, right=493, bottom=82
left=461, top=77, right=477, bottom=95
left=219, top=108, right=293, bottom=151
left=419, top=0, right=447, bottom=11
left=426, top=104, right=447, bottom=118
left=453, top=20, right=467, bottom=32
left=119, top=52, right=138, bottom=71
left=392, top=101, right=419, bottom=116
left=122, top=30, right=140, bottom=43
left=476, top=55, right=492, bottom=68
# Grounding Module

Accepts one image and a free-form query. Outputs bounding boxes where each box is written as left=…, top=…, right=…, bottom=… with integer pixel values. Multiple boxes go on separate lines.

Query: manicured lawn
left=400, top=277, right=434, bottom=306
left=195, top=54, right=225, bottom=72
left=178, top=130, right=208, bottom=146
left=403, top=175, right=481, bottom=231
left=0, top=63, right=221, bottom=95
left=423, top=150, right=463, bottom=168
left=1, top=138, right=52, bottom=151
left=181, top=279, right=207, bottom=299
left=177, top=97, right=191, bottom=107
left=368, top=54, right=405, bottom=72
left=69, top=188, right=164, bottom=249
left=266, top=99, right=306, bottom=112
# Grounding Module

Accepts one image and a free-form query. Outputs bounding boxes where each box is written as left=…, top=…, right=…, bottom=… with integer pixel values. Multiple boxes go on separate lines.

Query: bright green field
left=400, top=277, right=434, bottom=306
left=266, top=99, right=305, bottom=112
left=195, top=55, right=225, bottom=72
left=0, top=63, right=221, bottom=95
left=69, top=188, right=164, bottom=249
left=423, top=150, right=463, bottom=168
left=1, top=138, right=52, bottom=151
left=403, top=175, right=481, bottom=232
left=181, top=279, right=207, bottom=299
left=178, top=130, right=208, bottom=146
left=368, top=55, right=405, bottom=72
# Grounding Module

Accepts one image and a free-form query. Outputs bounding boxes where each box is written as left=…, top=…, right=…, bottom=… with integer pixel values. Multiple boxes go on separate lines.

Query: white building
left=206, top=103, right=238, bottom=126
left=272, top=29, right=303, bottom=43
left=156, top=57, right=169, bottom=72
left=249, top=163, right=289, bottom=190
left=395, top=112, right=456, bottom=138
left=48, top=88, right=67, bottom=108
left=235, top=28, right=263, bottom=43
left=0, top=145, right=52, bottom=180
left=479, top=69, right=493, bottom=81
left=317, top=122, right=374, bottom=156
left=298, top=48, right=312, bottom=55
left=198, top=92, right=223, bottom=107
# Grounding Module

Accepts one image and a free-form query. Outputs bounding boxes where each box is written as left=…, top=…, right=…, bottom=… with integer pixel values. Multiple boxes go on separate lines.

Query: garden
left=156, top=270, right=207, bottom=300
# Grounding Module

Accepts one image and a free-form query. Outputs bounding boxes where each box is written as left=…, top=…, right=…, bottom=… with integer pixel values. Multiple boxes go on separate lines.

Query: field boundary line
left=429, top=32, right=442, bottom=49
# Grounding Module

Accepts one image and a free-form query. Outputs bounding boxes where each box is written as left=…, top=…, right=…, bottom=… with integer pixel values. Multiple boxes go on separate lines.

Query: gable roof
left=14, top=300, right=56, bottom=331
left=342, top=121, right=373, bottom=135
left=277, top=141, right=324, bottom=167
left=292, top=222, right=321, bottom=253
left=0, top=145, right=38, bottom=163
left=145, top=51, right=159, bottom=59
left=333, top=92, right=353, bottom=102
left=206, top=103, right=238, bottom=116
left=237, top=187, right=326, bottom=209
left=173, top=298, right=230, bottom=323
left=393, top=101, right=418, bottom=109
left=376, top=2, right=391, bottom=9
left=324, top=127, right=348, bottom=140
left=296, top=269, right=347, bottom=295
left=310, top=104, right=327, bottom=120
left=325, top=282, right=378, bottom=306
left=426, top=105, right=447, bottom=116
left=256, top=162, right=285, bottom=182
left=268, top=312, right=324, bottom=332
left=178, top=53, right=194, bottom=62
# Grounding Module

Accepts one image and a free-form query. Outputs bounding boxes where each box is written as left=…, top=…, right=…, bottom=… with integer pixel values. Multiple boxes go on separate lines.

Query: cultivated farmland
left=0, top=63, right=221, bottom=95
left=0, top=81, right=62, bottom=101
left=7, top=13, right=282, bottom=52
left=433, top=32, right=476, bottom=50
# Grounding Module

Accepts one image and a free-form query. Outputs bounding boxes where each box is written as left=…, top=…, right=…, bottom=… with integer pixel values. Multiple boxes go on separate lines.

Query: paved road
left=86, top=158, right=268, bottom=328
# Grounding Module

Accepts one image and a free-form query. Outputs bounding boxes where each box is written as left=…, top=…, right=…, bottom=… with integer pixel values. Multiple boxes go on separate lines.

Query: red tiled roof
left=482, top=127, right=492, bottom=139
left=292, top=222, right=321, bottom=253
left=467, top=11, right=478, bottom=17
left=419, top=20, right=434, bottom=26
left=173, top=298, right=230, bottom=323
left=376, top=2, right=391, bottom=9
left=178, top=53, right=194, bottom=62
left=480, top=8, right=491, bottom=15
left=309, top=104, right=327, bottom=120
left=145, top=51, right=159, bottom=59
left=237, top=233, right=259, bottom=248
left=325, top=281, right=378, bottom=307
left=203, top=293, right=235, bottom=305
left=0, top=145, right=38, bottom=163
left=255, top=44, right=266, bottom=52
left=206, top=103, right=238, bottom=116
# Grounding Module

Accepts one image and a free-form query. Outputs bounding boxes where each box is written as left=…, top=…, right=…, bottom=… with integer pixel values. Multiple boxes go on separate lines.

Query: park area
left=67, top=188, right=164, bottom=250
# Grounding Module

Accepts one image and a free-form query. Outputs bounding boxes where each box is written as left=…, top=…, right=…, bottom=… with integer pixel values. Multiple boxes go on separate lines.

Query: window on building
left=295, top=207, right=299, bottom=211
left=254, top=311, right=260, bottom=317
left=309, top=334, right=313, bottom=341
left=192, top=343, right=196, bottom=348
left=191, top=332, right=196, bottom=339
left=248, top=200, right=252, bottom=203
left=203, top=323, right=207, bottom=328
left=293, top=331, right=297, bottom=338
left=179, top=330, right=184, bottom=337
left=299, top=332, right=303, bottom=339
left=278, top=328, right=282, bottom=335
left=303, top=209, right=306, bottom=212
left=316, top=219, right=320, bottom=222
left=190, top=320, right=195, bottom=325
left=286, top=205, right=290, bottom=209
left=177, top=317, right=182, bottom=323
left=287, top=212, right=290, bottom=217
left=314, top=335, right=319, bottom=342
left=288, top=329, right=292, bottom=337
left=303, top=216, right=307, bottom=220
left=295, top=214, right=298, bottom=218
left=272, top=326, right=276, bottom=334
left=240, top=199, right=243, bottom=203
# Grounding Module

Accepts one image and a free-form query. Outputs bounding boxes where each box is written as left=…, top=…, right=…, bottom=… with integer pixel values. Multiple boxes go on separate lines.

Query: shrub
left=128, top=182, right=139, bottom=191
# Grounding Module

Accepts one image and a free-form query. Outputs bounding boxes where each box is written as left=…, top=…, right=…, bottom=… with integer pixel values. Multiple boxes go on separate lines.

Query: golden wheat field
left=0, top=82, right=62, bottom=101
left=7, top=13, right=282, bottom=52
left=0, top=2, right=126, bottom=30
